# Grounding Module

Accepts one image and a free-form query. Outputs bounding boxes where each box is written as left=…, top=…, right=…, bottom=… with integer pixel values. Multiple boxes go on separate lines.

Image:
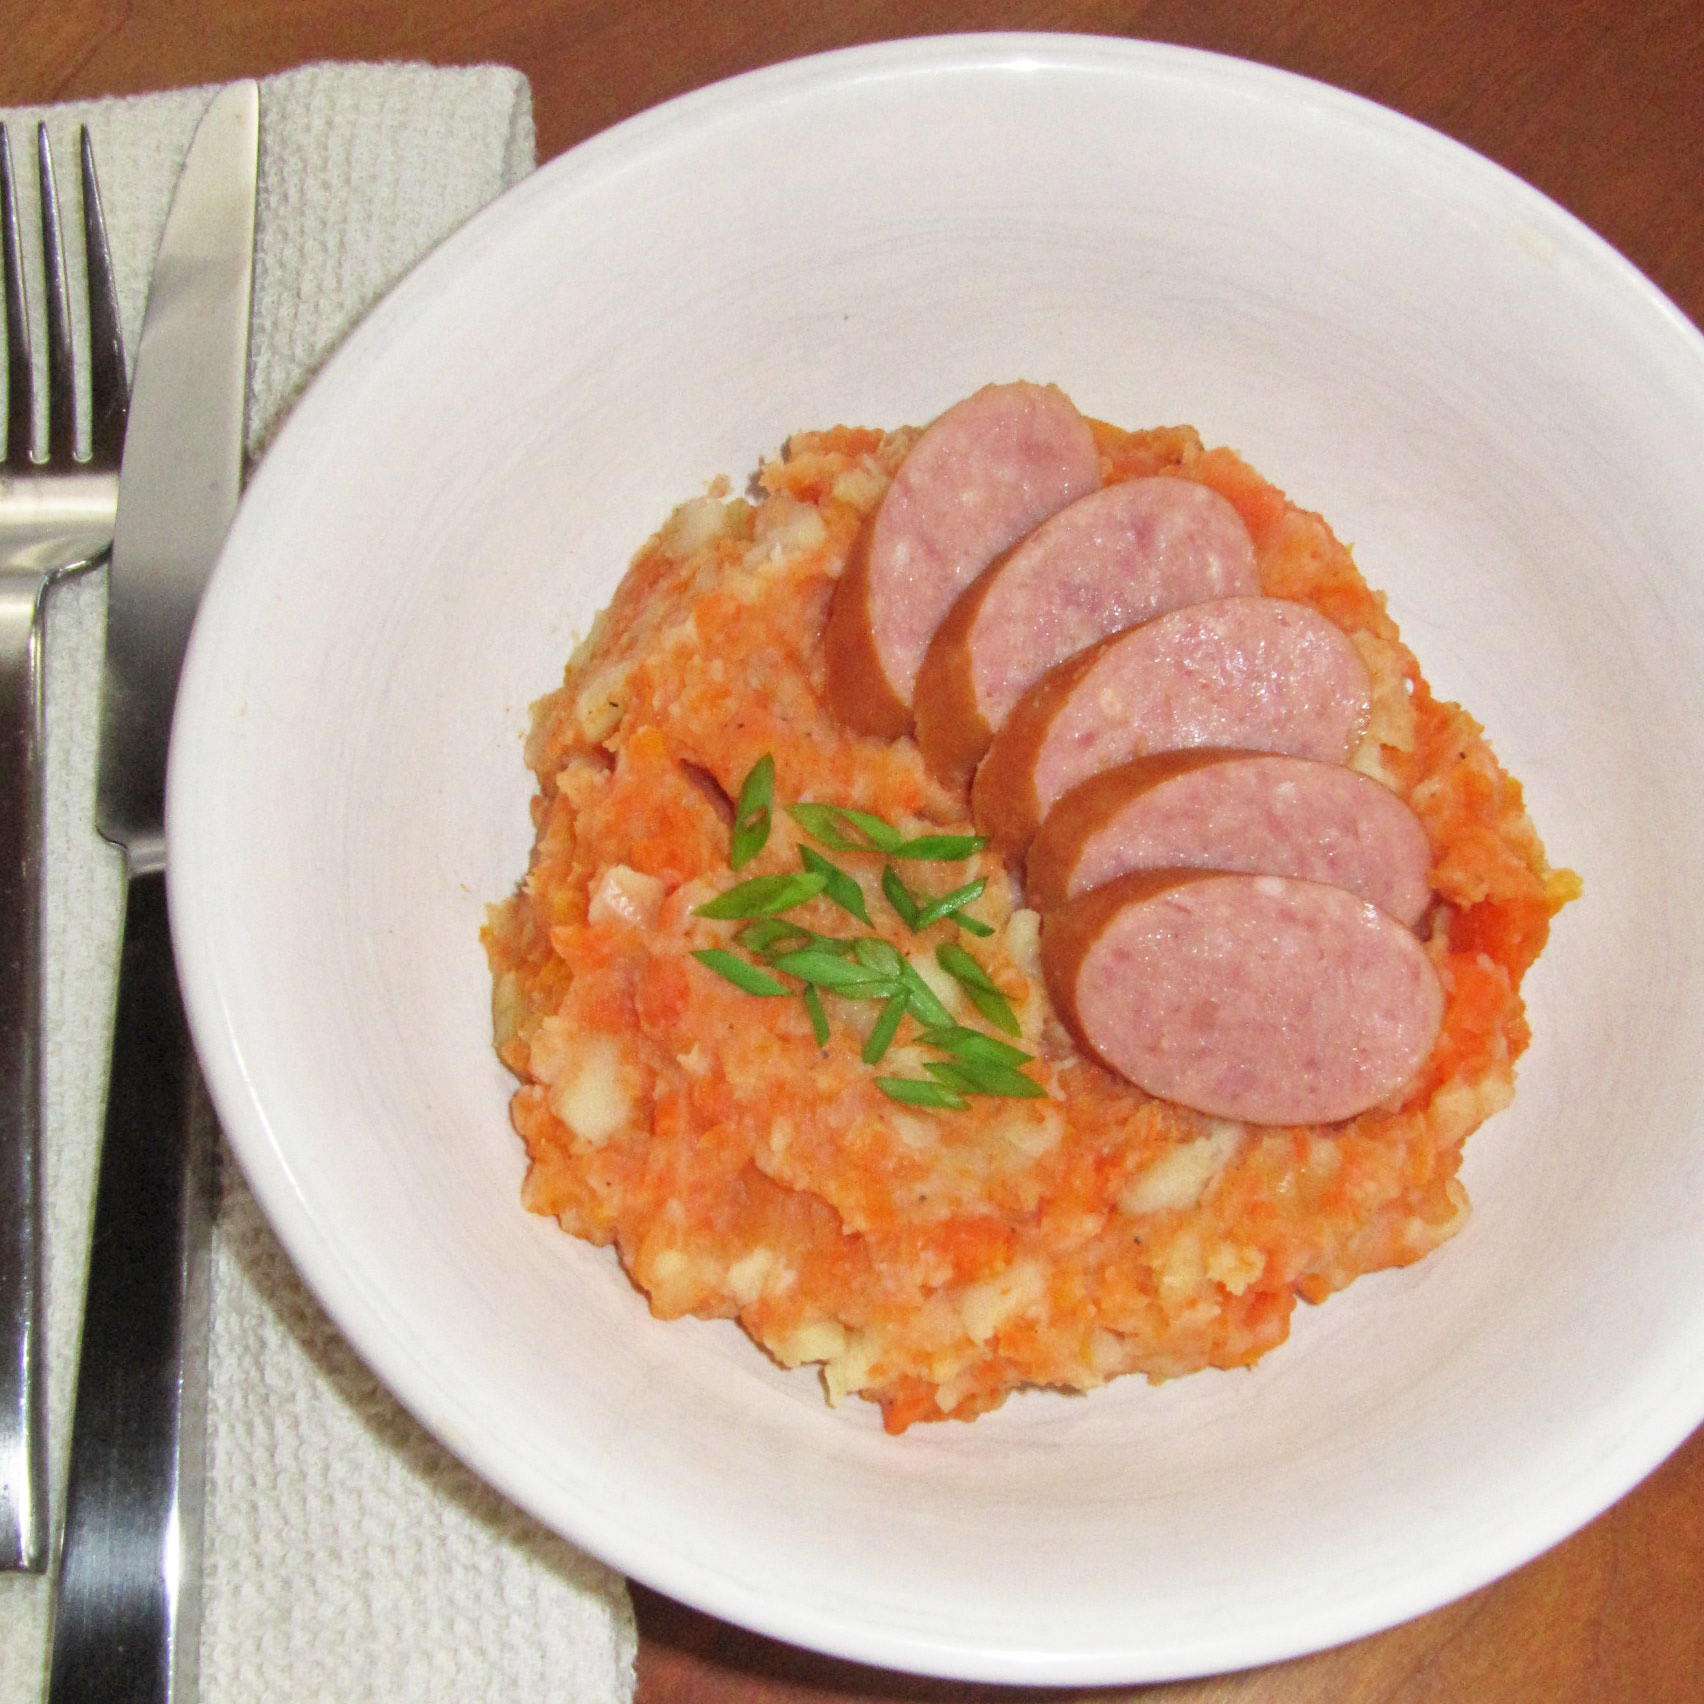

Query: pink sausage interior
left=1028, top=597, right=1371, bottom=820
left=864, top=382, right=1099, bottom=707
left=1052, top=753, right=1433, bottom=925
left=1057, top=873, right=1444, bottom=1125
left=966, top=476, right=1259, bottom=733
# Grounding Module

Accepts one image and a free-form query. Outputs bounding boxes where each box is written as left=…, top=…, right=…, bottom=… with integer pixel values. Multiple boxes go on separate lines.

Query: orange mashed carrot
left=483, top=417, right=1579, bottom=1433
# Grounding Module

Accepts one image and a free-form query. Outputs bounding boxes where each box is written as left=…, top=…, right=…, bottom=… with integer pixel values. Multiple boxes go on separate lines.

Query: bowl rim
left=167, top=29, right=1704, bottom=1683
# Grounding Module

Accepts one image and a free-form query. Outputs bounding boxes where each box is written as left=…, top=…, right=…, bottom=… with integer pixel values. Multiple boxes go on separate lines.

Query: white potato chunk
left=587, top=863, right=666, bottom=928
left=1120, top=1121, right=1244, bottom=1217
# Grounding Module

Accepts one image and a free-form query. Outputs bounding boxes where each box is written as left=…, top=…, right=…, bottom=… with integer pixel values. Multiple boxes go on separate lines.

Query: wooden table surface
left=6, top=2, right=1702, bottom=1698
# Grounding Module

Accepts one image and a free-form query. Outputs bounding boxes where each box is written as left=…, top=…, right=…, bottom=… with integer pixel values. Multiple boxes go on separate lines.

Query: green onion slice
left=695, top=869, right=828, bottom=920
left=961, top=982, right=1023, bottom=1036
left=852, top=937, right=906, bottom=978
left=803, top=985, right=831, bottom=1046
left=799, top=845, right=871, bottom=924
left=923, top=1060, right=981, bottom=1095
left=730, top=754, right=775, bottom=869
left=770, top=948, right=902, bottom=999
left=897, top=960, right=955, bottom=1029
left=785, top=803, right=904, bottom=854
left=877, top=1076, right=967, bottom=1111
left=936, top=941, right=1001, bottom=993
left=917, top=1025, right=1034, bottom=1068
left=735, top=918, right=814, bottom=956
left=924, top=1058, right=1046, bottom=1099
left=936, top=942, right=1023, bottom=1036
left=881, top=865, right=922, bottom=930
left=737, top=919, right=857, bottom=960
left=913, top=877, right=987, bottom=930
left=890, top=833, right=985, bottom=862
left=691, top=950, right=791, bottom=997
left=861, top=993, right=908, bottom=1065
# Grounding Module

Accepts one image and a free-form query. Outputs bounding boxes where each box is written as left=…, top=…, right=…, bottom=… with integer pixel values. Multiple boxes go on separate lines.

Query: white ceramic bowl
left=167, top=34, right=1704, bottom=1684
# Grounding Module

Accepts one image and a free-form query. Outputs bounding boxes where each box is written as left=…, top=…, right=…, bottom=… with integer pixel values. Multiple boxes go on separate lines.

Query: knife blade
left=47, top=82, right=258, bottom=1704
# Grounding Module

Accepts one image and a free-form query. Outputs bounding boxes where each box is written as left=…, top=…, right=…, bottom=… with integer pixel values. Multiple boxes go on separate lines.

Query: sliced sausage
left=973, top=596, right=1372, bottom=857
left=1026, top=751, right=1433, bottom=923
left=824, top=382, right=1100, bottom=738
left=1041, top=870, right=1444, bottom=1125
left=914, top=477, right=1259, bottom=784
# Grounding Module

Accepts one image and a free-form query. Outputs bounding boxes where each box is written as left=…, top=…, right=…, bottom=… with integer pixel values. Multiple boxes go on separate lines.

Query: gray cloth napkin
left=0, top=63, right=636, bottom=1704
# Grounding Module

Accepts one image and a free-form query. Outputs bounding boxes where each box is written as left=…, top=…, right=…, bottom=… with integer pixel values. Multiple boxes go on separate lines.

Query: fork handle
left=0, top=571, right=48, bottom=1573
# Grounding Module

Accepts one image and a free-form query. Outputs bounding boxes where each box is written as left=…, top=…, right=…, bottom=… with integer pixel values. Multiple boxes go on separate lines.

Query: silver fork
left=0, top=121, right=127, bottom=1574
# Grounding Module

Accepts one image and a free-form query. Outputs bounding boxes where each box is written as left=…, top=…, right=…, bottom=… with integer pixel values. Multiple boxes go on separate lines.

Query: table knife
left=47, top=81, right=258, bottom=1704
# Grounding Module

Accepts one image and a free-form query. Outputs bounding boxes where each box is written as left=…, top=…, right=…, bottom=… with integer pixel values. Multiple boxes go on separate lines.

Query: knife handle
left=0, top=573, right=47, bottom=1573
left=48, top=871, right=212, bottom=1704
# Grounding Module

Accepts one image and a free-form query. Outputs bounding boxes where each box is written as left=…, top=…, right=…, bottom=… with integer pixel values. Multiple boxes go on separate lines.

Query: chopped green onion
left=800, top=845, right=870, bottom=924
left=962, top=982, right=1023, bottom=1036
left=785, top=803, right=904, bottom=854
left=861, top=993, right=908, bottom=1065
left=770, top=949, right=902, bottom=998
left=738, top=919, right=857, bottom=960
left=936, top=941, right=1000, bottom=993
left=913, top=877, right=987, bottom=930
left=695, top=869, right=828, bottom=920
left=852, top=937, right=905, bottom=978
left=936, top=943, right=1023, bottom=1036
left=803, top=985, right=831, bottom=1046
left=980, top=1066, right=1046, bottom=1098
left=940, top=940, right=1001, bottom=995
left=809, top=932, right=860, bottom=957
left=877, top=1076, right=967, bottom=1111
left=891, top=833, right=985, bottom=862
left=917, top=1025, right=1034, bottom=1068
left=897, top=959, right=955, bottom=1029
left=692, top=950, right=792, bottom=997
left=833, top=807, right=906, bottom=851
left=881, top=865, right=922, bottom=930
left=735, top=918, right=815, bottom=956
left=923, top=1060, right=981, bottom=1096
left=889, top=865, right=994, bottom=934
left=924, top=1059, right=1046, bottom=1099
left=730, top=754, right=775, bottom=869
left=703, top=773, right=1022, bottom=1094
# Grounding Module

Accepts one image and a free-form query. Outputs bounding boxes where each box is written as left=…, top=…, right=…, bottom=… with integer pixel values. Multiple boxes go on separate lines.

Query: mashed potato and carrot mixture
left=483, top=418, right=1577, bottom=1433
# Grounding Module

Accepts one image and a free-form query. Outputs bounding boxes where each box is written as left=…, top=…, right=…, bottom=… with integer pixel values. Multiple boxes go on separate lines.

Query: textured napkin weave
left=0, top=64, right=635, bottom=1704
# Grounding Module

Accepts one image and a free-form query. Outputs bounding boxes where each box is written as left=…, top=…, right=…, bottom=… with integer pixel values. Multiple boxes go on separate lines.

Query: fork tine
left=79, top=129, right=126, bottom=470
left=36, top=125, right=75, bottom=467
left=1, top=126, right=30, bottom=468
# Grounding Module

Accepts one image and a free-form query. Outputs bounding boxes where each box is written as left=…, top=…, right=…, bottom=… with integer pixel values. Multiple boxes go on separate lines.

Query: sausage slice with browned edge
left=914, top=476, right=1259, bottom=784
left=1041, top=870, right=1445, bottom=1125
left=1026, top=750, right=1433, bottom=922
left=973, top=596, right=1372, bottom=856
left=824, top=382, right=1100, bottom=737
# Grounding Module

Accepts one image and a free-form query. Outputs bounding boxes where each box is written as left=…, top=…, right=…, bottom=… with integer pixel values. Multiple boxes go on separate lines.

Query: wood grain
left=4, top=2, right=1701, bottom=1698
